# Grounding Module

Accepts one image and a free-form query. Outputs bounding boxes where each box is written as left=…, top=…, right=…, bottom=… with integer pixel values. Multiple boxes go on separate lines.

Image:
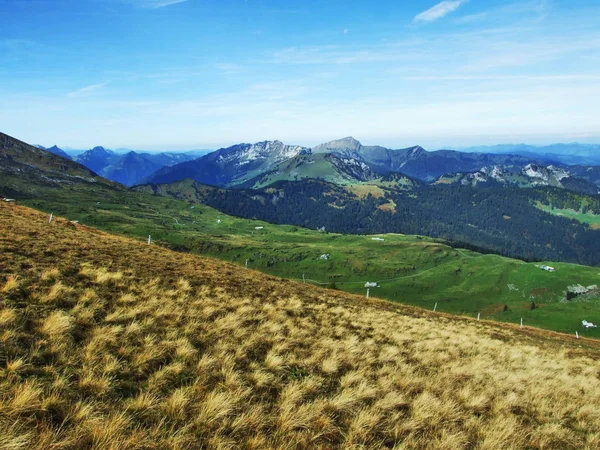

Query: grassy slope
left=1, top=202, right=600, bottom=449
left=2, top=166, right=600, bottom=338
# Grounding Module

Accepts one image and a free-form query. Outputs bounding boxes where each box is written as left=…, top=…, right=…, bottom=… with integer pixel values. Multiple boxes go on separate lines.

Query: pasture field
left=538, top=204, right=600, bottom=229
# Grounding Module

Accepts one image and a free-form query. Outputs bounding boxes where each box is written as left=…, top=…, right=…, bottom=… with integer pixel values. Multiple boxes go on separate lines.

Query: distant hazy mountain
left=36, top=144, right=72, bottom=160
left=460, top=143, right=600, bottom=165
left=74, top=147, right=198, bottom=186
left=113, top=148, right=211, bottom=157
left=100, top=151, right=171, bottom=187
left=77, top=146, right=115, bottom=174
left=144, top=140, right=309, bottom=186
left=568, top=165, right=600, bottom=187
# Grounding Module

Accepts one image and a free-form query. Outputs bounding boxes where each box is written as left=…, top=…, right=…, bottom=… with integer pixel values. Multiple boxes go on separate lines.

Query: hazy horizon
left=34, top=137, right=600, bottom=155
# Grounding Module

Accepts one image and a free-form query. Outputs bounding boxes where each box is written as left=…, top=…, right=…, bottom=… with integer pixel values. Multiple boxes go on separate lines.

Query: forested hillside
left=140, top=179, right=600, bottom=266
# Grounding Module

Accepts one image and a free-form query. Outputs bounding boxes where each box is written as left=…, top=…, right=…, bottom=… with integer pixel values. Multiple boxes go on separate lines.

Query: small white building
left=319, top=254, right=330, bottom=260
left=255, top=226, right=264, bottom=230
left=540, top=265, right=556, bottom=272
left=371, top=237, right=385, bottom=242
left=3, top=198, right=15, bottom=202
left=365, top=282, right=378, bottom=288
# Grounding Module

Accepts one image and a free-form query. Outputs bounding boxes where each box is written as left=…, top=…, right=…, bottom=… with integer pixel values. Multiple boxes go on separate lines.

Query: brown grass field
left=1, top=202, right=600, bottom=449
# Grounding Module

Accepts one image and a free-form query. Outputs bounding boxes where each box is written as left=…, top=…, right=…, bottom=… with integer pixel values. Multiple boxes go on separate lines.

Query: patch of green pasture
left=538, top=204, right=600, bottom=227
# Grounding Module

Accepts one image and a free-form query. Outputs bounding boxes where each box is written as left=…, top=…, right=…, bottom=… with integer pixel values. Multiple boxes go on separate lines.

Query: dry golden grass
left=1, top=202, right=600, bottom=449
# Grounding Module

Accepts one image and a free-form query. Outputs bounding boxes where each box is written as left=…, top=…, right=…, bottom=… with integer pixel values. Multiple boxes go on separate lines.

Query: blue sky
left=1, top=0, right=599, bottom=150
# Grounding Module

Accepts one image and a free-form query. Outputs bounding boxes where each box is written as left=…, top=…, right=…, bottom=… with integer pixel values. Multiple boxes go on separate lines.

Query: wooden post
left=245, top=259, right=248, bottom=268
left=520, top=318, right=523, bottom=329
left=366, top=288, right=370, bottom=299
left=49, top=212, right=53, bottom=223
left=433, top=303, right=437, bottom=312
left=302, top=273, right=305, bottom=284
left=477, top=313, right=480, bottom=321
left=576, top=331, right=579, bottom=339
left=147, top=235, right=151, bottom=245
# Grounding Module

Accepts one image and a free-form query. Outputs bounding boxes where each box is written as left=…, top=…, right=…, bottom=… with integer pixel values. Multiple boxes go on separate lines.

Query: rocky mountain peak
left=312, top=137, right=363, bottom=153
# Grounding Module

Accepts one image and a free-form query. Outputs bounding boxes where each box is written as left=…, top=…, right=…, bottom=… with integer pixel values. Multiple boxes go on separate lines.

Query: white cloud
left=414, top=1, right=467, bottom=23
left=67, top=82, right=108, bottom=98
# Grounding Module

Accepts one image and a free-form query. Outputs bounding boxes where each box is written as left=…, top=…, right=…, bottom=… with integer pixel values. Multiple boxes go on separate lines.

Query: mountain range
left=140, top=136, right=600, bottom=194
left=38, top=136, right=600, bottom=195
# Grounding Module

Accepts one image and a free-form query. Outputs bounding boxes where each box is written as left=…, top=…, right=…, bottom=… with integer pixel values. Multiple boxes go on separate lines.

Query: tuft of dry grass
left=1, top=202, right=600, bottom=449
left=40, top=310, right=73, bottom=339
left=1, top=275, right=19, bottom=293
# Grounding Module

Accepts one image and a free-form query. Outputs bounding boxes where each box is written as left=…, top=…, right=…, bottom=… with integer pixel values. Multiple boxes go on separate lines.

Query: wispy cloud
left=128, top=0, right=189, bottom=9
left=414, top=0, right=467, bottom=23
left=272, top=40, right=427, bottom=65
left=453, top=12, right=488, bottom=24
left=67, top=82, right=109, bottom=98
left=453, top=1, right=550, bottom=26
